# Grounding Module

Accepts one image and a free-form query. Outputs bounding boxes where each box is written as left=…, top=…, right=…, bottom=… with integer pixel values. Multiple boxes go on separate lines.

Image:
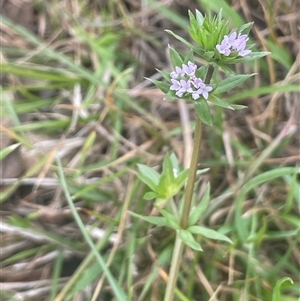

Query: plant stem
left=180, top=116, right=203, bottom=229
left=163, top=65, right=214, bottom=301
left=163, top=233, right=184, bottom=301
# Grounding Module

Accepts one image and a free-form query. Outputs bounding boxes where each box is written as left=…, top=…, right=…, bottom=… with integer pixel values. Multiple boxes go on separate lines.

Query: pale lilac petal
left=193, top=77, right=203, bottom=88
left=192, top=92, right=201, bottom=100
left=177, top=79, right=193, bottom=95
left=182, top=62, right=196, bottom=76
left=180, top=79, right=193, bottom=91
left=170, top=71, right=179, bottom=79
left=176, top=66, right=185, bottom=76
left=216, top=37, right=231, bottom=56
left=239, top=49, right=251, bottom=57
left=202, top=90, right=209, bottom=99
left=198, top=82, right=206, bottom=90
left=216, top=44, right=224, bottom=53
left=227, top=32, right=237, bottom=44
left=237, top=33, right=248, bottom=42
left=170, top=79, right=180, bottom=91
left=170, top=66, right=185, bottom=79
left=188, top=61, right=197, bottom=73
left=176, top=90, right=183, bottom=97
left=235, top=40, right=247, bottom=51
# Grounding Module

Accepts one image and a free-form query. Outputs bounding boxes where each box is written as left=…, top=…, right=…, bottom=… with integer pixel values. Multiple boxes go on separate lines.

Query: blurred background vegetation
left=1, top=0, right=299, bottom=300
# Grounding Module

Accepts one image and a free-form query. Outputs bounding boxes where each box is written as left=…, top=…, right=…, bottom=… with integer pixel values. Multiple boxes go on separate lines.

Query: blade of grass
left=235, top=167, right=299, bottom=242
left=1, top=15, right=103, bottom=85
left=226, top=84, right=300, bottom=103
left=55, top=156, right=128, bottom=301
left=53, top=222, right=116, bottom=301
left=197, top=0, right=245, bottom=26
left=50, top=250, right=64, bottom=301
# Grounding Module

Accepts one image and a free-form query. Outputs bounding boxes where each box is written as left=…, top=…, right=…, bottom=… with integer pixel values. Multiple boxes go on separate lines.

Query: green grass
left=1, top=0, right=299, bottom=300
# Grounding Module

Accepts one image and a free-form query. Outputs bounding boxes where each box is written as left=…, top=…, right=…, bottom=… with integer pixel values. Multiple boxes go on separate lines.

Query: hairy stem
left=163, top=64, right=214, bottom=301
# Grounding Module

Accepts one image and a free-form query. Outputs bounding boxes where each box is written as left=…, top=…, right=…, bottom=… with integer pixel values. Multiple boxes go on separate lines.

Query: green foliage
left=130, top=181, right=231, bottom=252
left=188, top=184, right=210, bottom=225
left=179, top=229, right=203, bottom=251
left=213, top=73, right=256, bottom=94
left=1, top=2, right=298, bottom=301
left=169, top=46, right=184, bottom=67
left=151, top=21, right=268, bottom=125
left=272, top=277, right=294, bottom=301
left=193, top=99, right=212, bottom=126
left=0, top=143, right=21, bottom=161
left=137, top=153, right=190, bottom=201
left=188, top=9, right=231, bottom=53
left=188, top=225, right=233, bottom=244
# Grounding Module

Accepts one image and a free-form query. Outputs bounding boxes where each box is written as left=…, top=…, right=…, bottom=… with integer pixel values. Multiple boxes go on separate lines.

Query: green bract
left=136, top=153, right=190, bottom=202
left=188, top=9, right=230, bottom=57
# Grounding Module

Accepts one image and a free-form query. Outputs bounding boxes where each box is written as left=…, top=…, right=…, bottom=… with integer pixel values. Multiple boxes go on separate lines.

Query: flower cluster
left=170, top=61, right=212, bottom=100
left=216, top=32, right=251, bottom=57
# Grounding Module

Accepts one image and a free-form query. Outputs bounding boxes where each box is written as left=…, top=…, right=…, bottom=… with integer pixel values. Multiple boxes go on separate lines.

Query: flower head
left=169, top=62, right=213, bottom=100
left=216, top=31, right=251, bottom=57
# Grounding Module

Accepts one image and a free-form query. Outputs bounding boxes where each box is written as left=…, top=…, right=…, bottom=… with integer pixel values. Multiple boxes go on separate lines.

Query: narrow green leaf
left=188, top=10, right=198, bottom=27
left=183, top=49, right=194, bottom=64
left=236, top=167, right=298, bottom=242
left=157, top=208, right=179, bottom=230
left=216, top=63, right=236, bottom=75
left=195, top=65, right=208, bottom=80
left=214, top=74, right=255, bottom=94
left=162, top=154, right=176, bottom=181
left=194, top=99, right=212, bottom=126
left=169, top=152, right=179, bottom=174
left=137, top=164, right=160, bottom=191
left=156, top=69, right=171, bottom=81
left=226, top=84, right=300, bottom=103
left=128, top=211, right=168, bottom=227
left=175, top=169, right=189, bottom=190
left=165, top=30, right=195, bottom=50
left=196, top=168, right=210, bottom=175
left=272, top=277, right=294, bottom=301
left=0, top=143, right=21, bottom=161
left=143, top=191, right=159, bottom=200
left=188, top=226, right=233, bottom=243
left=146, top=78, right=170, bottom=93
left=203, top=51, right=215, bottom=60
left=234, top=51, right=270, bottom=63
left=209, top=95, right=234, bottom=110
left=230, top=104, right=247, bottom=110
left=56, top=157, right=127, bottom=301
left=169, top=47, right=183, bottom=67
left=195, top=10, right=205, bottom=25
left=179, top=229, right=203, bottom=251
left=267, top=40, right=292, bottom=68
left=189, top=184, right=210, bottom=226
left=156, top=154, right=176, bottom=196
left=241, top=167, right=299, bottom=196
left=196, top=0, right=245, bottom=26
left=50, top=250, right=64, bottom=301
